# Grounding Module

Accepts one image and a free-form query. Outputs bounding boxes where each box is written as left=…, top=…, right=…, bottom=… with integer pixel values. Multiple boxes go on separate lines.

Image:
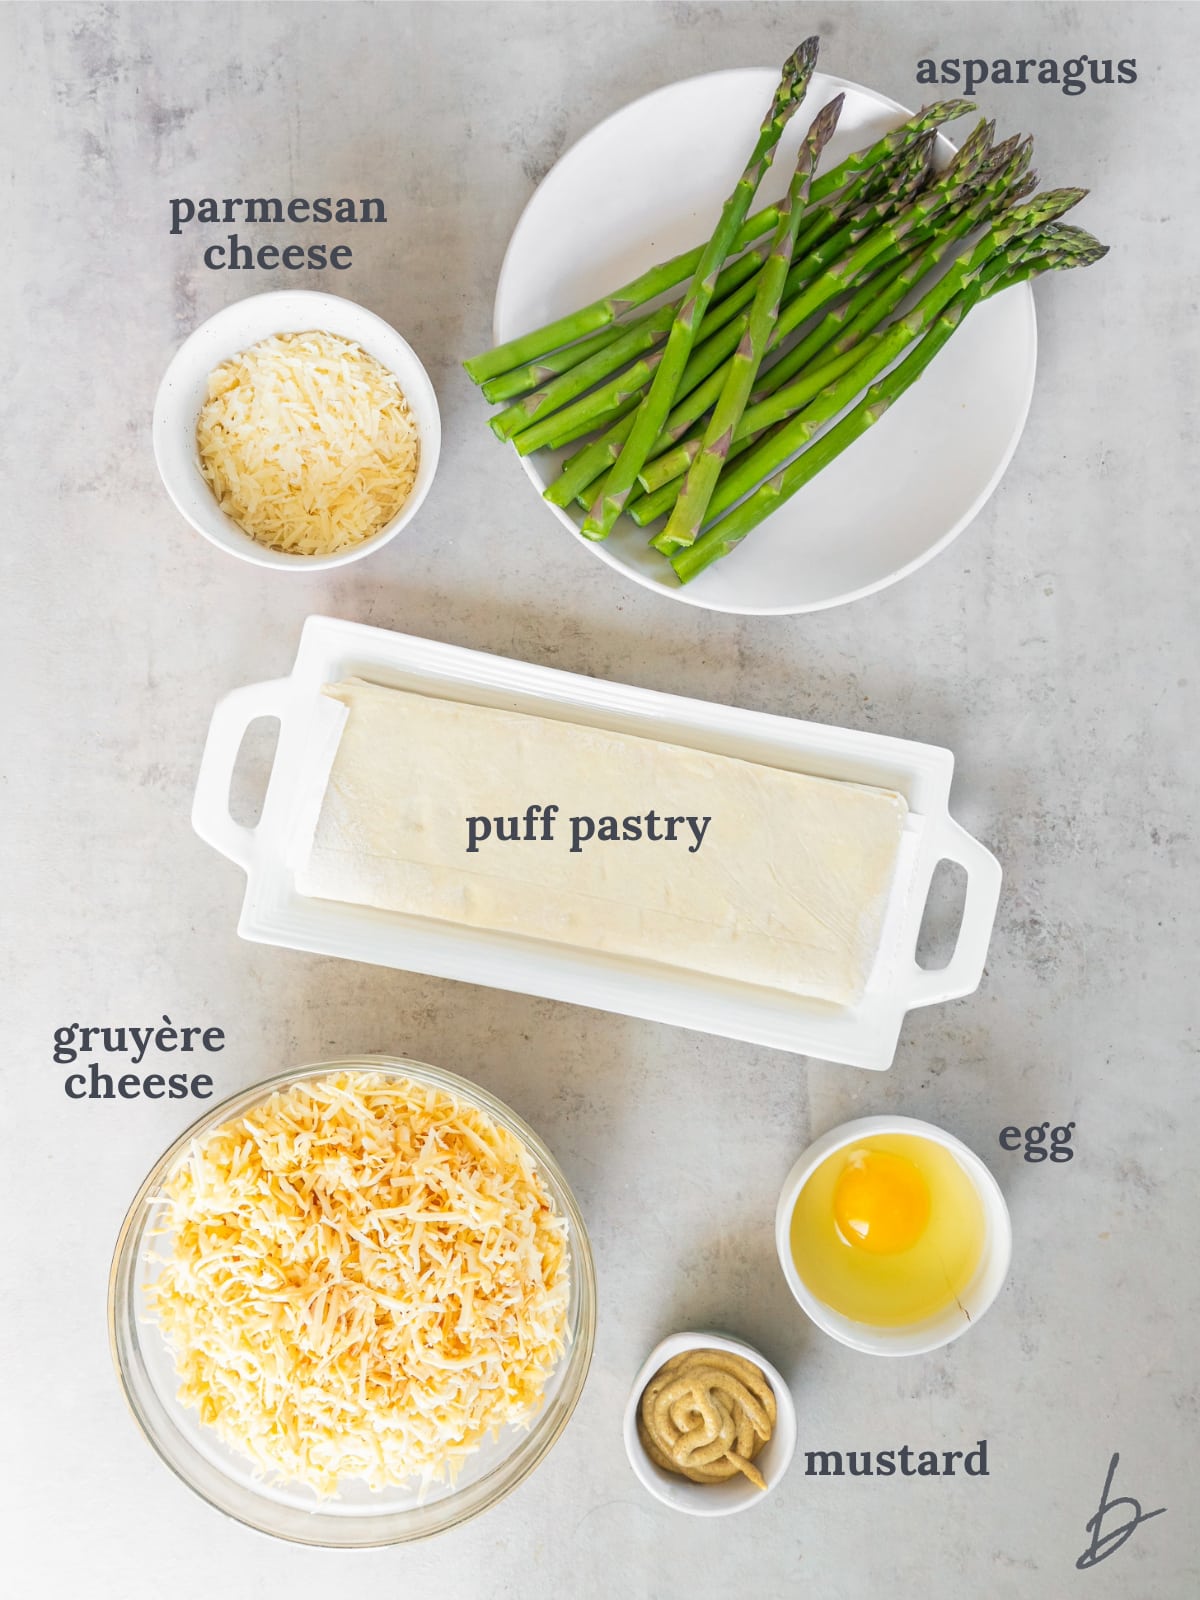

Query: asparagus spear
left=489, top=239, right=777, bottom=440
left=654, top=186, right=1089, bottom=551
left=671, top=227, right=1107, bottom=583
left=541, top=141, right=936, bottom=499
left=634, top=133, right=972, bottom=509
left=547, top=393, right=643, bottom=451
left=634, top=192, right=1082, bottom=534
left=787, top=125, right=944, bottom=277
left=567, top=186, right=1002, bottom=519
left=518, top=305, right=753, bottom=457
left=519, top=360, right=654, bottom=459
left=641, top=342, right=872, bottom=511
left=611, top=133, right=941, bottom=458
left=771, top=117, right=989, bottom=305
left=545, top=413, right=639, bottom=506
left=780, top=121, right=933, bottom=263
left=557, top=223, right=933, bottom=508
left=813, top=97, right=974, bottom=194
left=537, top=123, right=957, bottom=501
left=542, top=276, right=803, bottom=502
left=464, top=96, right=974, bottom=387
left=661, top=95, right=844, bottom=549
left=646, top=129, right=1014, bottom=553
left=463, top=210, right=777, bottom=387
left=545, top=123, right=1026, bottom=525
left=702, top=130, right=1020, bottom=419
left=480, top=325, right=629, bottom=404
left=490, top=306, right=674, bottom=440
left=638, top=340, right=870, bottom=499
left=672, top=293, right=979, bottom=583
left=628, top=427, right=766, bottom=523
left=757, top=137, right=1033, bottom=396
left=631, top=218, right=975, bottom=513
left=518, top=190, right=880, bottom=460
left=672, top=213, right=1103, bottom=572
left=580, top=40, right=821, bottom=540
left=773, top=120, right=992, bottom=307
left=638, top=136, right=1036, bottom=502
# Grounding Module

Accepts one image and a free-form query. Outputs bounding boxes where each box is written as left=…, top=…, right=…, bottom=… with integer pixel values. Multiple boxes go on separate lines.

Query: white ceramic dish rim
left=492, top=67, right=1037, bottom=616
left=622, top=1330, right=797, bottom=1516
left=153, top=289, right=442, bottom=571
left=774, top=1114, right=1013, bottom=1356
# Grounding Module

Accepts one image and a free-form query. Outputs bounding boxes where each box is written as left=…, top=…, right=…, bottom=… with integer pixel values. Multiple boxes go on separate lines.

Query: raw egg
left=789, top=1133, right=986, bottom=1327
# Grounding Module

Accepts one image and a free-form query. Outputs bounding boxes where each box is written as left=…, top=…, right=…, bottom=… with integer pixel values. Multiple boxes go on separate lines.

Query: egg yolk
left=832, top=1148, right=931, bottom=1255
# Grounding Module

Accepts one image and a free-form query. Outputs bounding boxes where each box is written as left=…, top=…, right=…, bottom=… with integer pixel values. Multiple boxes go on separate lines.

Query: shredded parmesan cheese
left=196, top=330, right=420, bottom=556
left=146, top=1070, right=571, bottom=1495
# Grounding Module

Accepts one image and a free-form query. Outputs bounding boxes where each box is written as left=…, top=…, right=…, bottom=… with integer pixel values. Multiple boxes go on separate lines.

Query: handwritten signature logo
left=1076, top=1451, right=1165, bottom=1569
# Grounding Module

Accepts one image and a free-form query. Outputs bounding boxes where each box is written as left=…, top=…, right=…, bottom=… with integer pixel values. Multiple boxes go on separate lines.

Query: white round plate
left=493, top=69, right=1036, bottom=615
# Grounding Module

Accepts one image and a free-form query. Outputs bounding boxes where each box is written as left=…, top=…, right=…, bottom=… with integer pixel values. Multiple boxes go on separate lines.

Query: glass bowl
left=108, top=1056, right=596, bottom=1546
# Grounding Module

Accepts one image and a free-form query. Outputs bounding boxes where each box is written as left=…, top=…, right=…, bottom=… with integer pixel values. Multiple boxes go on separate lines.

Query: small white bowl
left=623, top=1330, right=796, bottom=1516
left=775, top=1115, right=1012, bottom=1357
left=153, top=289, right=441, bottom=570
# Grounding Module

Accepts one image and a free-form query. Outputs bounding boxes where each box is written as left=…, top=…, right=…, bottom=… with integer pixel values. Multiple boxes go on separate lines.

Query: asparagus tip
left=773, top=37, right=821, bottom=108
left=1041, top=223, right=1110, bottom=267
left=787, top=36, right=822, bottom=78
left=810, top=92, right=845, bottom=148
left=926, top=98, right=977, bottom=122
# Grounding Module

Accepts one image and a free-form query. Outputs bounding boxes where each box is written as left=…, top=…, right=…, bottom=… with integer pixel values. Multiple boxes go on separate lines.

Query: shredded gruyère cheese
left=195, top=330, right=419, bottom=556
left=147, top=1071, right=570, bottom=1495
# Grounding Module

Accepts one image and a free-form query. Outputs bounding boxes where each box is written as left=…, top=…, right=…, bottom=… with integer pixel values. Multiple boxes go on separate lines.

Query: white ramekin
left=775, top=1115, right=1012, bottom=1357
left=153, top=289, right=441, bottom=570
left=622, top=1330, right=797, bottom=1516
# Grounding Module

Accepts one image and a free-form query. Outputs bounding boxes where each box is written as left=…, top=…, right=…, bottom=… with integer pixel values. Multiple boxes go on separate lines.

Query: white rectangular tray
left=192, top=615, right=1000, bottom=1069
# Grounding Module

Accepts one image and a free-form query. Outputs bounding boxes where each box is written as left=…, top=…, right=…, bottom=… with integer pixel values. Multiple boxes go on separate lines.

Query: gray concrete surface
left=2, top=3, right=1197, bottom=1596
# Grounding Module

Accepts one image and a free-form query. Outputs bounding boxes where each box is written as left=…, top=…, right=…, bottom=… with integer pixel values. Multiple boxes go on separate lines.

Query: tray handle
left=191, top=678, right=293, bottom=874
left=905, top=817, right=1001, bottom=1009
